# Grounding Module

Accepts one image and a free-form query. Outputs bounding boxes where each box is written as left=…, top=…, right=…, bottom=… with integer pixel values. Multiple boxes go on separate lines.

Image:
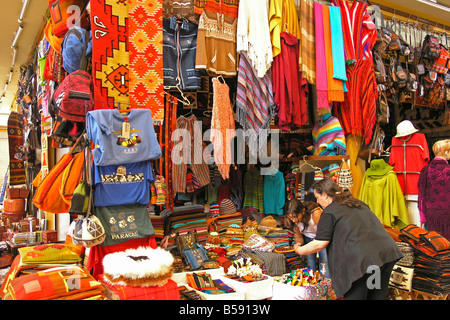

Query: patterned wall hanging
left=128, top=0, right=164, bottom=122
left=7, top=112, right=26, bottom=185
left=90, top=0, right=130, bottom=109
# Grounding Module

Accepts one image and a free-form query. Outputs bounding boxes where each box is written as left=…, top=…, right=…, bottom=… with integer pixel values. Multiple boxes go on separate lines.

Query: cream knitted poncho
left=237, top=0, right=273, bottom=78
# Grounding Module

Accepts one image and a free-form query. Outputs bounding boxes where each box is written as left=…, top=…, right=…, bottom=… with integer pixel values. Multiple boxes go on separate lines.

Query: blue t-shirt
left=86, top=109, right=162, bottom=166
left=93, top=160, right=154, bottom=207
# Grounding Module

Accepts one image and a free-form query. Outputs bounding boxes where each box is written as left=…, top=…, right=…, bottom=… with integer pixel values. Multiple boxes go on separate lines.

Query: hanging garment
left=192, top=0, right=240, bottom=18
left=418, top=158, right=450, bottom=240
left=311, top=111, right=346, bottom=156
left=328, top=6, right=347, bottom=85
left=282, top=0, right=301, bottom=40
left=236, top=51, right=276, bottom=156
left=243, top=167, right=265, bottom=214
left=314, top=2, right=329, bottom=109
left=163, top=17, right=201, bottom=90
left=389, top=133, right=430, bottom=195
left=211, top=78, right=236, bottom=179
left=273, top=32, right=308, bottom=131
left=163, top=0, right=200, bottom=24
left=299, top=0, right=316, bottom=85
left=333, top=0, right=378, bottom=145
left=359, top=159, right=409, bottom=229
left=172, top=114, right=211, bottom=193
left=269, top=0, right=283, bottom=58
left=322, top=5, right=344, bottom=102
left=263, top=169, right=286, bottom=215
left=195, top=10, right=238, bottom=76
left=236, top=0, right=273, bottom=77
left=92, top=160, right=155, bottom=207
left=335, top=0, right=371, bottom=63
left=86, top=108, right=161, bottom=166
left=336, top=59, right=378, bottom=145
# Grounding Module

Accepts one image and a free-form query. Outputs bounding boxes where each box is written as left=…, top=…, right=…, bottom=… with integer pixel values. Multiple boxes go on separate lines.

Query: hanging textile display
left=311, top=110, right=346, bottom=156
left=333, top=0, right=378, bottom=145
left=269, top=0, right=283, bottom=58
left=358, top=159, right=409, bottom=229
left=236, top=0, right=273, bottom=78
left=90, top=0, right=130, bottom=109
left=172, top=115, right=211, bottom=193
left=7, top=112, right=26, bottom=185
left=273, top=32, right=308, bottom=131
left=195, top=9, right=238, bottom=76
left=236, top=51, right=275, bottom=156
left=299, top=0, right=316, bottom=85
left=322, top=5, right=344, bottom=102
left=314, top=2, right=328, bottom=110
left=211, top=78, right=236, bottom=180
left=128, top=0, right=164, bottom=122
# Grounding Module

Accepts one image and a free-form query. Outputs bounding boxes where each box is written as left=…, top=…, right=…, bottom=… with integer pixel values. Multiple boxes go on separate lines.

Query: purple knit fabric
left=418, top=158, right=450, bottom=240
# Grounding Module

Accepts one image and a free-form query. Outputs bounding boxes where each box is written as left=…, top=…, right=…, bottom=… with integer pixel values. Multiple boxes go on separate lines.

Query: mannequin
left=417, top=139, right=450, bottom=240
left=389, top=120, right=429, bottom=195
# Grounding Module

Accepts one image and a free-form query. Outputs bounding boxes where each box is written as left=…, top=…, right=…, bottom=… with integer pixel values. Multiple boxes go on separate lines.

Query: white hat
left=395, top=120, right=418, bottom=138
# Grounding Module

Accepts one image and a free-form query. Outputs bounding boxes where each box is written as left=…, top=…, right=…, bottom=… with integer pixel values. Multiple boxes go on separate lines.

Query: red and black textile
left=7, top=112, right=26, bottom=185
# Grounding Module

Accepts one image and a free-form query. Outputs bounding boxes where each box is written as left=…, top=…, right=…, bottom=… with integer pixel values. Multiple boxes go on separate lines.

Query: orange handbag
left=33, top=135, right=85, bottom=214
left=60, top=150, right=85, bottom=204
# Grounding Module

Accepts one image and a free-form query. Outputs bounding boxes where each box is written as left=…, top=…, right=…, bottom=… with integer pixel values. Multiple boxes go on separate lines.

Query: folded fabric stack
left=226, top=224, right=244, bottom=247
left=210, top=212, right=242, bottom=240
left=167, top=204, right=208, bottom=245
left=262, top=230, right=290, bottom=249
left=412, top=252, right=450, bottom=295
left=399, top=225, right=450, bottom=296
left=149, top=215, right=165, bottom=245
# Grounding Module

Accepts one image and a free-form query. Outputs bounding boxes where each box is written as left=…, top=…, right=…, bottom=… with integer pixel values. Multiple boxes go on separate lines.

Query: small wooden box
left=42, top=230, right=58, bottom=244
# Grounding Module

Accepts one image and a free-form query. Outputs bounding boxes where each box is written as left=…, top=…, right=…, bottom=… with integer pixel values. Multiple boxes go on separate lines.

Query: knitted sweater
left=312, top=112, right=346, bottom=156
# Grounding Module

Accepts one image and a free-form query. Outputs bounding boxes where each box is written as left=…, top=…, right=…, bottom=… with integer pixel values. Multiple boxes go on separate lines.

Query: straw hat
left=258, top=216, right=282, bottom=235
left=395, top=120, right=418, bottom=138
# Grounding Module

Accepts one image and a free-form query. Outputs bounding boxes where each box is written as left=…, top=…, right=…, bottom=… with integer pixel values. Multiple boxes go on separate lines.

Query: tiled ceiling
left=0, top=0, right=449, bottom=124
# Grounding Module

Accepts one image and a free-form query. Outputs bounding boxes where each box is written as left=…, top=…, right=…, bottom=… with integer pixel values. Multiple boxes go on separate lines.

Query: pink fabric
left=314, top=2, right=329, bottom=110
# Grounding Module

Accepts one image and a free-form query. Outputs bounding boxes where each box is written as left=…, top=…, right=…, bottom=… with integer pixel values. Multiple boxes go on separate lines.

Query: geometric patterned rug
left=128, top=0, right=164, bottom=122
left=90, top=0, right=164, bottom=123
left=90, top=0, right=130, bottom=109
left=7, top=112, right=25, bottom=185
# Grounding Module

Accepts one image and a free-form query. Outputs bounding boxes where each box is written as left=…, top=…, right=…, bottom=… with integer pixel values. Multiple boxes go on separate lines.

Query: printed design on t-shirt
left=108, top=211, right=138, bottom=240
left=100, top=165, right=145, bottom=184
left=112, top=128, right=144, bottom=153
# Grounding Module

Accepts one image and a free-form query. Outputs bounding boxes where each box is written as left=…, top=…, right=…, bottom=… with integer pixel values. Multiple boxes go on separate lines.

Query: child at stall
left=285, top=199, right=330, bottom=278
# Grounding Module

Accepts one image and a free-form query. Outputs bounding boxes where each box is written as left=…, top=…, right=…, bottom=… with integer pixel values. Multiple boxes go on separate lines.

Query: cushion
left=99, top=276, right=180, bottom=300
left=4, top=265, right=104, bottom=300
left=102, top=247, right=174, bottom=287
left=19, top=244, right=82, bottom=264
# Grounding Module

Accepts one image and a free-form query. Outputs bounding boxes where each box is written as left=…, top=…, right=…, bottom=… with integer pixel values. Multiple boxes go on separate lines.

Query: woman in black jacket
left=294, top=178, right=403, bottom=300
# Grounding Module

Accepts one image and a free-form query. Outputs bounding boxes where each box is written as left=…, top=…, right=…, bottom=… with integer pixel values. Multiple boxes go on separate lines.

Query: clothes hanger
left=164, top=77, right=191, bottom=106
left=296, top=156, right=322, bottom=173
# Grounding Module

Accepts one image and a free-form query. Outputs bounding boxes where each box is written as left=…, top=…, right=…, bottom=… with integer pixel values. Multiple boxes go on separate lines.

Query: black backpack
left=422, top=35, right=441, bottom=60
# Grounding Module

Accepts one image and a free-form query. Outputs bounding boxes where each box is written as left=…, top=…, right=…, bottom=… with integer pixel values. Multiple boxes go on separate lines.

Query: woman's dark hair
left=312, top=178, right=361, bottom=208
left=285, top=199, right=319, bottom=230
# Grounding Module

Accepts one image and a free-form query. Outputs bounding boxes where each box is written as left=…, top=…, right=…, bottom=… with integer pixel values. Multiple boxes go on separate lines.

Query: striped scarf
left=299, top=0, right=316, bottom=85
left=236, top=52, right=276, bottom=156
